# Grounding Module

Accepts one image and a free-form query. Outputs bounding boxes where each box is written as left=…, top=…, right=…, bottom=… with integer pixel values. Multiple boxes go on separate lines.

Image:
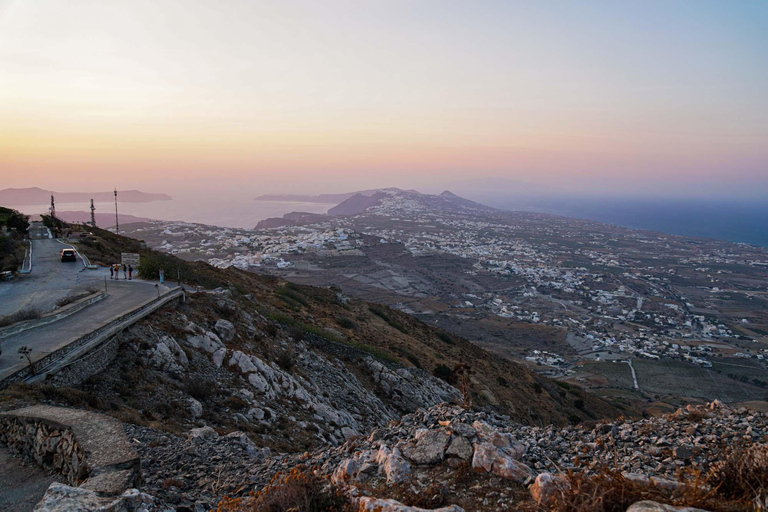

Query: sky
left=1, top=0, right=766, bottom=198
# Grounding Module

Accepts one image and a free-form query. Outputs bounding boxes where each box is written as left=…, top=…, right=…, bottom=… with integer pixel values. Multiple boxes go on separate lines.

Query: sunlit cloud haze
left=1, top=0, right=766, bottom=198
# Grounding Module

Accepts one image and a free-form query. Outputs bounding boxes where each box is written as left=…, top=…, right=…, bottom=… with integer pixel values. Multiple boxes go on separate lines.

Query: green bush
left=335, top=316, right=357, bottom=329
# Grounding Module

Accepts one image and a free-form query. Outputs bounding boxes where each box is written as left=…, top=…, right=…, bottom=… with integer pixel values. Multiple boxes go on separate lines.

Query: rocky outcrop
left=626, top=501, right=710, bottom=512
left=364, top=359, right=461, bottom=413
left=356, top=497, right=464, bottom=512
left=33, top=484, right=166, bottom=512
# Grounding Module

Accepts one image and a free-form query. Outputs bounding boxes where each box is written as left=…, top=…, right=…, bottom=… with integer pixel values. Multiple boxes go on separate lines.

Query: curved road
left=0, top=238, right=98, bottom=318
left=0, top=238, right=172, bottom=379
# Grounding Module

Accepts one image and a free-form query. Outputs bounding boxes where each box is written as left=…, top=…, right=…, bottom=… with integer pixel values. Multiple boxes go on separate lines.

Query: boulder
left=445, top=436, right=474, bottom=460
left=332, top=458, right=360, bottom=484
left=214, top=319, right=236, bottom=342
left=472, top=442, right=533, bottom=482
left=188, top=426, right=218, bottom=444
left=34, top=483, right=162, bottom=512
left=529, top=472, right=570, bottom=507
left=187, top=398, right=203, bottom=419
left=626, top=501, right=711, bottom=512
left=401, top=429, right=451, bottom=465
left=211, top=347, right=227, bottom=368
left=357, top=497, right=464, bottom=512
left=187, top=332, right=222, bottom=354
left=376, top=445, right=412, bottom=484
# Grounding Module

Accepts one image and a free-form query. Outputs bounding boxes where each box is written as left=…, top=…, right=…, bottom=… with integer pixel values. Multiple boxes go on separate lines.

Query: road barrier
left=19, top=241, right=32, bottom=274
left=0, top=287, right=185, bottom=389
left=0, top=292, right=107, bottom=338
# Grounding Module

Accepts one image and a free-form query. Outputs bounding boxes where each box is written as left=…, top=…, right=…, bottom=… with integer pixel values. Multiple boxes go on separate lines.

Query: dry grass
left=708, top=443, right=768, bottom=510
left=216, top=467, right=353, bottom=512
left=549, top=443, right=768, bottom=512
left=0, top=308, right=41, bottom=328
left=54, top=287, right=99, bottom=308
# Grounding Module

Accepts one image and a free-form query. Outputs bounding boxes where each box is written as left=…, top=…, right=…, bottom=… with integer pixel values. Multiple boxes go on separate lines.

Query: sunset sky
left=1, top=0, right=766, bottom=197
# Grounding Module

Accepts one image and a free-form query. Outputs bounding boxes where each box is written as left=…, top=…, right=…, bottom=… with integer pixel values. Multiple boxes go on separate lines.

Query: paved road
left=0, top=279, right=169, bottom=379
left=0, top=445, right=61, bottom=511
left=0, top=238, right=100, bottom=318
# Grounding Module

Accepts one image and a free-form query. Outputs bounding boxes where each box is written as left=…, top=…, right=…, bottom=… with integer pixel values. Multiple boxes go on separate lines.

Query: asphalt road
left=0, top=238, right=99, bottom=318
left=0, top=445, right=61, bottom=512
left=0, top=279, right=168, bottom=379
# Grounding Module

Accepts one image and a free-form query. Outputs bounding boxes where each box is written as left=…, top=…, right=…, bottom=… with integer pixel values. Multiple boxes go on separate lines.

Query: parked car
left=60, top=249, right=77, bottom=262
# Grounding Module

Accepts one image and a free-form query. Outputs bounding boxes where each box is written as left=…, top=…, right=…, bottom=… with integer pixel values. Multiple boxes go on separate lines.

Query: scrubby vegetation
left=0, top=308, right=41, bottom=328
left=217, top=467, right=352, bottom=512
left=0, top=206, right=29, bottom=272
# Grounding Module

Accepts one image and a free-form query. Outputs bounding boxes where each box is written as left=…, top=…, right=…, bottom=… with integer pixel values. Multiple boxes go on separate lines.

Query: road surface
left=0, top=238, right=100, bottom=318
left=626, top=358, right=640, bottom=390
left=0, top=279, right=170, bottom=380
left=0, top=445, right=61, bottom=511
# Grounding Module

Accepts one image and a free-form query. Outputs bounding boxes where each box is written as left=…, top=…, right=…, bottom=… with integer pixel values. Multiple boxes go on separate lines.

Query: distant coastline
left=489, top=197, right=768, bottom=248
left=0, top=187, right=172, bottom=205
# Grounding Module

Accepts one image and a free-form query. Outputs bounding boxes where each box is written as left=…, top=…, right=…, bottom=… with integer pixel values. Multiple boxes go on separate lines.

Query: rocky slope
left=80, top=400, right=765, bottom=511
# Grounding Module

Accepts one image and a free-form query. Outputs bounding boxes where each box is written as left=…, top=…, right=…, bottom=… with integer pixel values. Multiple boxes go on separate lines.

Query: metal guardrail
left=0, top=287, right=184, bottom=389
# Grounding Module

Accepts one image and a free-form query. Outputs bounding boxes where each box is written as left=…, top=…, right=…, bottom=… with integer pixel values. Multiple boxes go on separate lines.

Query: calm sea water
left=14, top=195, right=330, bottom=230
left=494, top=197, right=768, bottom=248
left=14, top=193, right=768, bottom=248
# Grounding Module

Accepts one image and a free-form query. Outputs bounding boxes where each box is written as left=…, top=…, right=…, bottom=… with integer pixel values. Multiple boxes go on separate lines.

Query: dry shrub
left=551, top=468, right=671, bottom=512
left=708, top=443, right=768, bottom=510
left=551, top=444, right=768, bottom=512
left=216, top=467, right=352, bottom=512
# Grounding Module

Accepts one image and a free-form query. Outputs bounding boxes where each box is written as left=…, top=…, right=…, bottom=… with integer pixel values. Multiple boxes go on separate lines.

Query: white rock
left=211, top=347, right=227, bottom=368
left=34, top=483, right=161, bottom=512
left=357, top=497, right=464, bottom=512
left=472, top=442, right=533, bottom=482
left=626, top=501, right=710, bottom=512
left=214, top=319, right=236, bottom=342
left=188, top=426, right=218, bottom=444
left=187, top=398, right=203, bottom=419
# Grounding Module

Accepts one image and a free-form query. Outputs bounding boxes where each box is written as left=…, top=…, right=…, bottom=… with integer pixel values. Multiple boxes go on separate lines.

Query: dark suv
left=60, top=249, right=77, bottom=262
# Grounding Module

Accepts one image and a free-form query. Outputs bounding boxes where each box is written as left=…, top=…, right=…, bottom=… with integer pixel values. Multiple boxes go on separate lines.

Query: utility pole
left=114, top=188, right=119, bottom=234
left=90, top=199, right=96, bottom=227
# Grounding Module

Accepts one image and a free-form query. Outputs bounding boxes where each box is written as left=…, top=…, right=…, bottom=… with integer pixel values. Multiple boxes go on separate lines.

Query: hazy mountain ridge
left=0, top=187, right=172, bottom=205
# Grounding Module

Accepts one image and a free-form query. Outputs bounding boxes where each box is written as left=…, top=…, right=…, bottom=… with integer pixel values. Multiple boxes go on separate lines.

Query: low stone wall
left=0, top=416, right=87, bottom=484
left=0, top=291, right=107, bottom=338
left=0, top=405, right=140, bottom=496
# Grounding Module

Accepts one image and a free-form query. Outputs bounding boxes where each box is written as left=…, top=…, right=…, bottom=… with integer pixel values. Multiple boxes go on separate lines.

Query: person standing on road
left=110, top=265, right=114, bottom=280
left=159, top=268, right=164, bottom=284
left=128, top=264, right=133, bottom=280
left=122, top=264, right=127, bottom=279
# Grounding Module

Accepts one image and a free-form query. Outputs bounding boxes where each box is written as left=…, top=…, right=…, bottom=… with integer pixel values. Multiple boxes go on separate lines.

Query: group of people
left=110, top=263, right=133, bottom=280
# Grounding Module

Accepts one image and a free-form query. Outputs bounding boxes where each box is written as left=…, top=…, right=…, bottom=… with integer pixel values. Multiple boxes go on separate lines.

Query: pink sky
left=1, top=1, right=766, bottom=198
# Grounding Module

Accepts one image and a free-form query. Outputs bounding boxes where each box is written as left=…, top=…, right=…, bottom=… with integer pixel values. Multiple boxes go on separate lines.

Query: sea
left=13, top=193, right=331, bottom=230
left=492, top=197, right=768, bottom=248
left=12, top=193, right=768, bottom=248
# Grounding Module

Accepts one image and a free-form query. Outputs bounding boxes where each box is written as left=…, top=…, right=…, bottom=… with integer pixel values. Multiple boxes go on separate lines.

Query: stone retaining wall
left=0, top=416, right=87, bottom=485
left=0, top=406, right=140, bottom=496
left=49, top=334, right=121, bottom=387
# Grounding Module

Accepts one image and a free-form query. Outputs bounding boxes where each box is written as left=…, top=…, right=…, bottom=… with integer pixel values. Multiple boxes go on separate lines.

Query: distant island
left=0, top=187, right=172, bottom=205
left=254, top=188, right=420, bottom=204
left=54, top=211, right=153, bottom=227
left=254, top=191, right=377, bottom=204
